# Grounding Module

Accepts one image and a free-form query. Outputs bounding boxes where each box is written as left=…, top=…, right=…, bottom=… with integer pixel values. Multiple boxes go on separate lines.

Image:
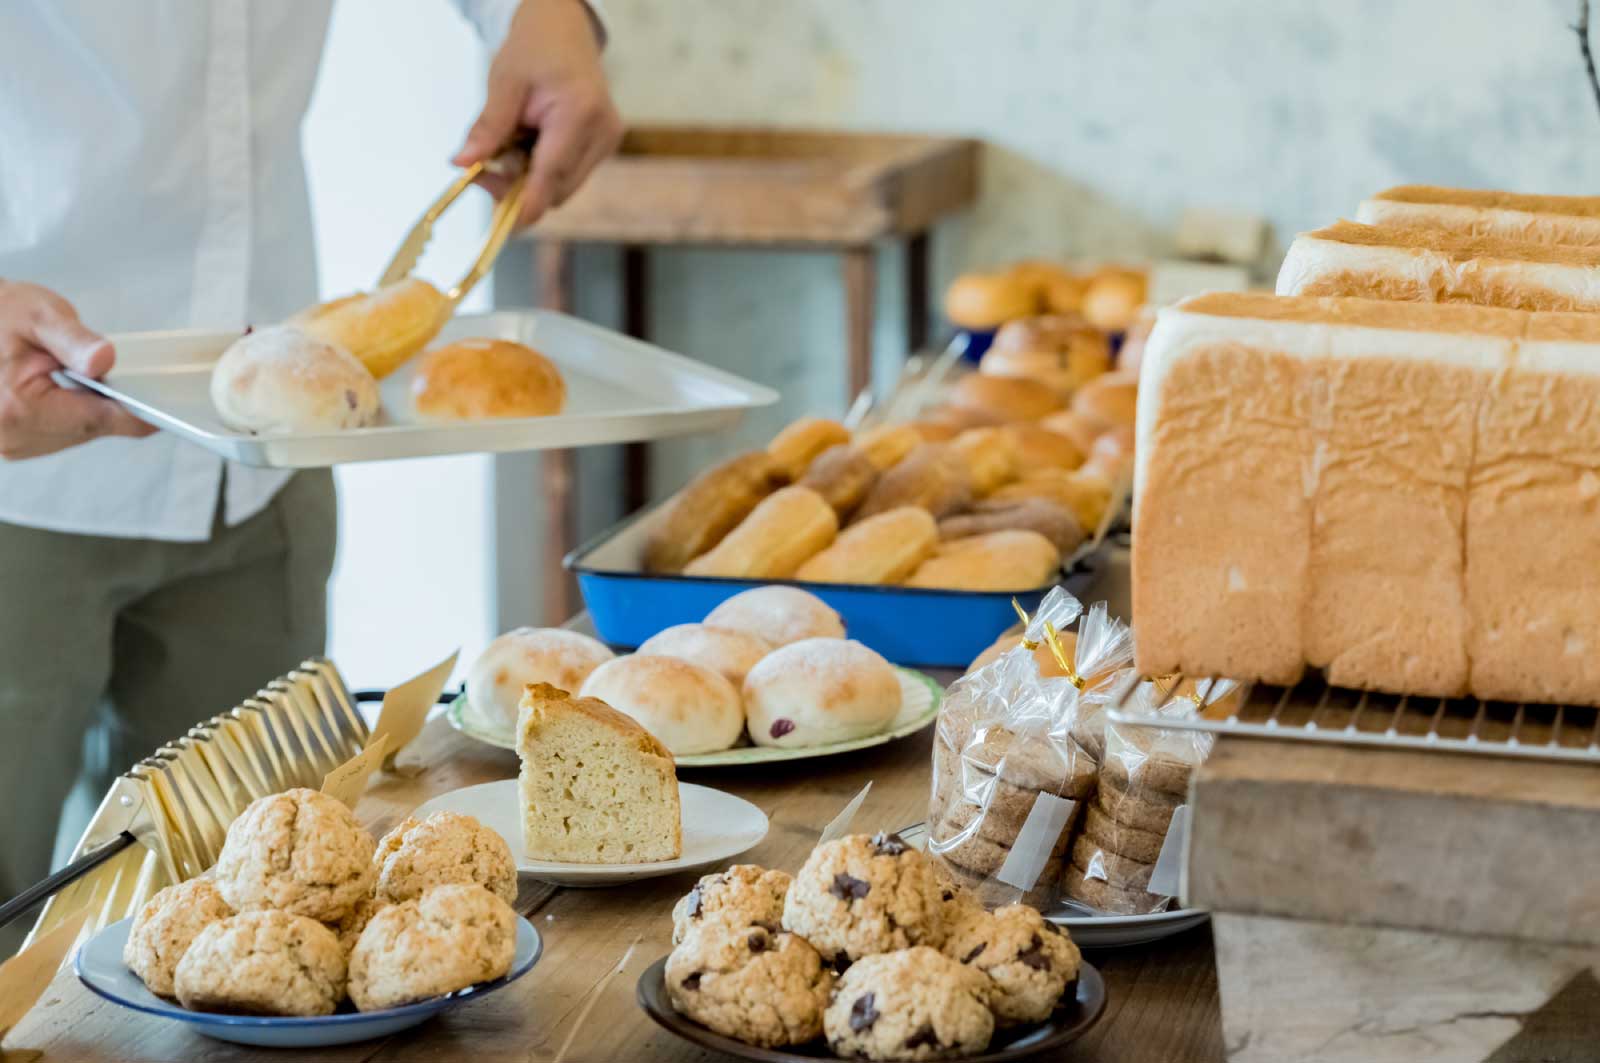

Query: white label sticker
left=1147, top=804, right=1190, bottom=898
left=996, top=793, right=1074, bottom=890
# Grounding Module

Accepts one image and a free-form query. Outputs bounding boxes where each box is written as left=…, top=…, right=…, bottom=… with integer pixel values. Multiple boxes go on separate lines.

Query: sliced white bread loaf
left=516, top=683, right=682, bottom=864
left=1134, top=292, right=1600, bottom=705
left=1357, top=185, right=1600, bottom=248
left=1277, top=221, right=1600, bottom=313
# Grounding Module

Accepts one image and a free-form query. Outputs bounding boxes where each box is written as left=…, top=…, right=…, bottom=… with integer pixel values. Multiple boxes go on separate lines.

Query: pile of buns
left=1137, top=183, right=1600, bottom=707
left=466, top=587, right=905, bottom=756
left=944, top=259, right=1149, bottom=334
left=209, top=278, right=565, bottom=433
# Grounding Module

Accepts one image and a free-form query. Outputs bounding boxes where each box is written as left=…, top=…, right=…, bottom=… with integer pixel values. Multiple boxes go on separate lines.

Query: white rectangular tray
left=66, top=310, right=778, bottom=468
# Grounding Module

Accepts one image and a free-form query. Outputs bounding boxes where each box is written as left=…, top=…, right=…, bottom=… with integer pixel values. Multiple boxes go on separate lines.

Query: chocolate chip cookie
left=671, top=864, right=792, bottom=945
left=823, top=946, right=994, bottom=1060
left=782, top=832, right=948, bottom=964
left=666, top=917, right=834, bottom=1047
left=943, top=904, right=1080, bottom=1024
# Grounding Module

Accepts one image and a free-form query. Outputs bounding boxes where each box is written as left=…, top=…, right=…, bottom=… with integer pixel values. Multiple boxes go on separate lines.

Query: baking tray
left=65, top=311, right=778, bottom=468
left=565, top=503, right=1113, bottom=670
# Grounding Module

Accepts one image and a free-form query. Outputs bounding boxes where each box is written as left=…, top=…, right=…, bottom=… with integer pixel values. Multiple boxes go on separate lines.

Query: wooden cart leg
left=842, top=245, right=877, bottom=405
left=535, top=239, right=577, bottom=625
left=906, top=230, right=930, bottom=354
left=621, top=244, right=651, bottom=514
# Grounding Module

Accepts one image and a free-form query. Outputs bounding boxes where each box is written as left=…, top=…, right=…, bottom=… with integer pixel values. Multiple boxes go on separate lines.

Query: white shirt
left=0, top=0, right=522, bottom=541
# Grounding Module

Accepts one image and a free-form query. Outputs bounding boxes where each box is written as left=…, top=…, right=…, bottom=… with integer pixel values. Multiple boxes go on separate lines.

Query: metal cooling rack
left=1107, top=673, right=1600, bottom=765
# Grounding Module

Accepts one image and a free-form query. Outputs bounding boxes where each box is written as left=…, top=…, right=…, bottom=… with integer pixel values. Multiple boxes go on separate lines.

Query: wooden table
left=8, top=698, right=1222, bottom=1060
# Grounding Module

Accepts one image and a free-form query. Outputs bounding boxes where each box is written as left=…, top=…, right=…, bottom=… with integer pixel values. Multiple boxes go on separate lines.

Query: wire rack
left=1106, top=673, right=1600, bottom=764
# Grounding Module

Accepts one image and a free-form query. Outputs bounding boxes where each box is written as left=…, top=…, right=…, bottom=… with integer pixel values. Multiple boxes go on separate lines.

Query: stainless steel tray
left=66, top=311, right=778, bottom=468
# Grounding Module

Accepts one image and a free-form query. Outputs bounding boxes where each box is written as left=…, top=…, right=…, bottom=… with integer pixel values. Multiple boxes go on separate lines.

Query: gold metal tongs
left=378, top=132, right=538, bottom=309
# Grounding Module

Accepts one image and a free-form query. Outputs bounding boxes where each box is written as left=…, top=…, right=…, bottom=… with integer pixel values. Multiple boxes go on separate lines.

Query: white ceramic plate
left=76, top=915, right=542, bottom=1048
left=446, top=667, right=942, bottom=768
left=414, top=779, right=768, bottom=887
left=897, top=823, right=1209, bottom=949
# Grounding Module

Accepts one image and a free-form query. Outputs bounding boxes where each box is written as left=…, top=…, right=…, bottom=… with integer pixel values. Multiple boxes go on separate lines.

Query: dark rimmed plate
left=636, top=955, right=1106, bottom=1062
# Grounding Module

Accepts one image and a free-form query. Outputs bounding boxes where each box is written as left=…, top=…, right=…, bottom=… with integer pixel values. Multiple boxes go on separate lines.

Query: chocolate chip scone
left=824, top=947, right=993, bottom=1061
left=349, top=883, right=517, bottom=1011
left=671, top=864, right=792, bottom=945
left=213, top=787, right=377, bottom=922
left=123, top=878, right=234, bottom=998
left=943, top=904, right=1080, bottom=1024
left=782, top=833, right=948, bottom=964
left=666, top=918, right=834, bottom=1047
left=373, top=811, right=517, bottom=906
left=173, top=910, right=346, bottom=1016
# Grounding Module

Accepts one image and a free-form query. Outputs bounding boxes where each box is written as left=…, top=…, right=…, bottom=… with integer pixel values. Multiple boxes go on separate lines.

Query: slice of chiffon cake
left=516, top=682, right=682, bottom=864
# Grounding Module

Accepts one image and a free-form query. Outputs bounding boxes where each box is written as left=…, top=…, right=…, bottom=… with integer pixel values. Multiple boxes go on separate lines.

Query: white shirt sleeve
left=450, top=0, right=607, bottom=50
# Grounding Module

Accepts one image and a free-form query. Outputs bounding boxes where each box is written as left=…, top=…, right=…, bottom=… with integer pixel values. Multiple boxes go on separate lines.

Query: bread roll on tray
left=1357, top=185, right=1600, bottom=248
left=742, top=638, right=901, bottom=747
left=852, top=423, right=923, bottom=471
left=944, top=270, right=1040, bottom=330
left=988, top=468, right=1112, bottom=534
left=948, top=373, right=1064, bottom=423
left=1070, top=372, right=1138, bottom=434
left=767, top=417, right=851, bottom=480
left=642, top=452, right=787, bottom=574
left=795, top=506, right=938, bottom=585
left=1080, top=267, right=1147, bottom=332
left=411, top=338, right=565, bottom=420
left=939, top=497, right=1085, bottom=556
left=904, top=529, right=1061, bottom=592
left=854, top=443, right=973, bottom=521
left=949, top=427, right=1021, bottom=496
left=981, top=315, right=1112, bottom=397
left=797, top=444, right=879, bottom=518
left=684, top=486, right=838, bottom=579
left=703, top=586, right=845, bottom=647
left=210, top=326, right=379, bottom=433
left=1004, top=423, right=1085, bottom=471
left=579, top=654, right=744, bottom=755
left=291, top=277, right=448, bottom=379
left=1037, top=410, right=1103, bottom=457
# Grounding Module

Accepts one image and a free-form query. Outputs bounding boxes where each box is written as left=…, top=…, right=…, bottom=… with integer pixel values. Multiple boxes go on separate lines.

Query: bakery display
left=742, top=638, right=902, bottom=747
left=1276, top=220, right=1600, bottom=312
left=579, top=654, right=745, bottom=755
left=348, top=884, right=517, bottom=1011
left=290, top=276, right=450, bottom=380
left=642, top=450, right=788, bottom=573
left=906, top=529, right=1061, bottom=592
left=1356, top=184, right=1600, bottom=247
left=795, top=506, right=939, bottom=584
left=703, top=585, right=846, bottom=647
left=410, top=338, right=566, bottom=421
left=683, top=485, right=839, bottom=579
left=981, top=316, right=1112, bottom=398
left=209, top=325, right=381, bottom=433
left=516, top=683, right=683, bottom=863
left=637, top=623, right=774, bottom=688
left=1134, top=291, right=1600, bottom=704
left=767, top=416, right=852, bottom=480
left=465, top=627, right=616, bottom=729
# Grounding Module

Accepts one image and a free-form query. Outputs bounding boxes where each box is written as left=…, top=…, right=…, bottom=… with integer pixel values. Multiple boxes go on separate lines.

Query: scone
left=743, top=639, right=902, bottom=748
left=782, top=833, right=947, bottom=964
left=123, top=878, right=234, bottom=998
left=327, top=895, right=386, bottom=954
left=465, top=627, right=615, bottom=730
left=942, top=904, right=1080, bottom=1024
left=637, top=623, right=773, bottom=689
left=579, top=654, right=744, bottom=756
left=212, top=788, right=377, bottom=923
left=703, top=586, right=845, bottom=647
left=173, top=910, right=346, bottom=1017
left=373, top=811, right=517, bottom=906
left=349, top=884, right=517, bottom=1011
left=665, top=918, right=834, bottom=1048
left=672, top=864, right=793, bottom=945
left=824, top=947, right=994, bottom=1061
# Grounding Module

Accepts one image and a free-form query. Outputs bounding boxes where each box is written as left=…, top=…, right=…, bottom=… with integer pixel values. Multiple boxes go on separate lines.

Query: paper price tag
left=0, top=910, right=89, bottom=1042
left=996, top=793, right=1074, bottom=891
left=818, top=782, right=872, bottom=844
left=370, top=650, right=458, bottom=767
left=1147, top=804, right=1190, bottom=899
left=321, top=733, right=390, bottom=809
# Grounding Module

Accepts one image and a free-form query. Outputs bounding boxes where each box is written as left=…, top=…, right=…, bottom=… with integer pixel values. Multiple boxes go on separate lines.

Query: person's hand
left=453, top=0, right=623, bottom=227
left=0, top=281, right=155, bottom=460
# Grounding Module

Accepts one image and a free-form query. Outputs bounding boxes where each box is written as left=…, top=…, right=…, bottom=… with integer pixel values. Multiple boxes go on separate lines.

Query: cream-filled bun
left=578, top=654, right=743, bottom=755
left=702, top=586, right=845, bottom=648
left=636, top=623, right=774, bottom=689
left=411, top=338, right=566, bottom=421
left=743, top=638, right=902, bottom=748
left=209, top=325, right=379, bottom=433
left=467, top=627, right=614, bottom=729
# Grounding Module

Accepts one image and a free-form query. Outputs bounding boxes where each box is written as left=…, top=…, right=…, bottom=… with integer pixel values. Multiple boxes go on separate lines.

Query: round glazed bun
left=578, top=654, right=743, bottom=755
left=1079, top=268, right=1147, bottom=332
left=703, top=586, right=845, bottom=647
left=636, top=623, right=774, bottom=689
left=411, top=338, right=566, bottom=421
left=291, top=277, right=449, bottom=379
left=742, top=638, right=902, bottom=748
left=943, top=271, right=1040, bottom=330
left=948, top=373, right=1064, bottom=423
left=467, top=627, right=615, bottom=729
left=209, top=325, right=380, bottom=433
left=982, top=315, right=1112, bottom=397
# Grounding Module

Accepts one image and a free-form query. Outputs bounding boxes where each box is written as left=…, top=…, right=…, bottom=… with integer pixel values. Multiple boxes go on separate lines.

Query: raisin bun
left=743, top=638, right=901, bottom=748
left=209, top=325, right=379, bottom=433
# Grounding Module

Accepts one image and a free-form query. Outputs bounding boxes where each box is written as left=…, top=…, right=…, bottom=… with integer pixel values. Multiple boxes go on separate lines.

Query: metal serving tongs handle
left=378, top=132, right=538, bottom=309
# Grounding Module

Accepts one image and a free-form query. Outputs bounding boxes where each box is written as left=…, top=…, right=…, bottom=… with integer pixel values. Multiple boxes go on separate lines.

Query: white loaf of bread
left=1357, top=185, right=1600, bottom=248
left=1134, top=292, right=1600, bottom=705
left=1277, top=221, right=1600, bottom=313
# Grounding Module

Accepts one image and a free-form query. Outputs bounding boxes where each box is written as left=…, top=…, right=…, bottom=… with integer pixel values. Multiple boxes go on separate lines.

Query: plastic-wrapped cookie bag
left=927, top=588, right=1135, bottom=910
left=1063, top=675, right=1240, bottom=915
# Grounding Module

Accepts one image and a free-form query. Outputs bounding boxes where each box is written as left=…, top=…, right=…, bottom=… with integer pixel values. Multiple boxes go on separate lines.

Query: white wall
left=303, top=0, right=497, bottom=689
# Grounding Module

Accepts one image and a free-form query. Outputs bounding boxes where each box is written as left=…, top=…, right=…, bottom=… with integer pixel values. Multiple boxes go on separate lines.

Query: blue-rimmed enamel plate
left=76, top=914, right=542, bottom=1047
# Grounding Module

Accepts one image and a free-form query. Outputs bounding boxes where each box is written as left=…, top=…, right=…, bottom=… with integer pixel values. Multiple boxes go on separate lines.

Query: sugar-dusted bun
left=852, top=424, right=923, bottom=472
left=210, top=325, right=380, bottom=433
left=1004, top=423, right=1085, bottom=471
left=904, top=529, right=1061, bottom=592
left=767, top=417, right=851, bottom=480
left=743, top=638, right=901, bottom=747
left=291, top=277, right=449, bottom=379
left=467, top=627, right=615, bottom=729
left=1080, top=267, right=1147, bottom=332
left=637, top=623, right=773, bottom=689
left=683, top=486, right=838, bottom=579
left=949, top=427, right=1021, bottom=496
left=411, top=338, right=564, bottom=421
left=982, top=315, right=1112, bottom=397
left=704, top=586, right=845, bottom=647
left=1037, top=410, right=1104, bottom=456
left=948, top=373, right=1065, bottom=423
left=578, top=654, right=743, bottom=755
left=944, top=271, right=1041, bottom=330
left=1070, top=371, right=1138, bottom=433
left=795, top=506, right=938, bottom=584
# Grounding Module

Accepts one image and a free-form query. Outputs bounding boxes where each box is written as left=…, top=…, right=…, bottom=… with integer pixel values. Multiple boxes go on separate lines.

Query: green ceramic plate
left=446, top=667, right=942, bottom=768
